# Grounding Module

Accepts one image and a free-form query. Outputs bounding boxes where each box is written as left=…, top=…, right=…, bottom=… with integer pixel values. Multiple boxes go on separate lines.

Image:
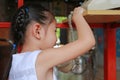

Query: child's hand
left=72, top=7, right=85, bottom=23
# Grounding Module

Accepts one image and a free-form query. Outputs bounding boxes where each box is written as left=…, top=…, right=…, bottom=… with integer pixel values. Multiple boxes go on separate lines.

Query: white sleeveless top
left=9, top=50, right=57, bottom=80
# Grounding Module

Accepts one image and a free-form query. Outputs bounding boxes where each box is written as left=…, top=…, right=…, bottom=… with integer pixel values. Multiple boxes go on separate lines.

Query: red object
left=57, top=23, right=120, bottom=28
left=0, top=22, right=11, bottom=28
left=104, top=25, right=116, bottom=80
left=17, top=46, right=22, bottom=53
left=18, top=0, right=24, bottom=8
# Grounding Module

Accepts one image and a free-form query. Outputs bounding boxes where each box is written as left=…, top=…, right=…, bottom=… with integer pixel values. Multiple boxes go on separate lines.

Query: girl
left=9, top=4, right=95, bottom=80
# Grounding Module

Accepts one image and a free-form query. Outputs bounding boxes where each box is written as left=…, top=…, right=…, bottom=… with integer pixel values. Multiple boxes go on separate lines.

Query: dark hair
left=10, top=4, right=55, bottom=46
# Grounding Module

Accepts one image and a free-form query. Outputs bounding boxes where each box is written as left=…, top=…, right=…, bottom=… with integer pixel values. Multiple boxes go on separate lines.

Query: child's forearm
left=74, top=15, right=95, bottom=42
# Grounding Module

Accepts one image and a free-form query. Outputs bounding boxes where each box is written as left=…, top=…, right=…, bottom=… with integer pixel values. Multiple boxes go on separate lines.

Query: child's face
left=42, top=21, right=57, bottom=48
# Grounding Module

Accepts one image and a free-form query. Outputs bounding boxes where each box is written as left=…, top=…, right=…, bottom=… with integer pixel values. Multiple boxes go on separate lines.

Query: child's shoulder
left=13, top=50, right=42, bottom=61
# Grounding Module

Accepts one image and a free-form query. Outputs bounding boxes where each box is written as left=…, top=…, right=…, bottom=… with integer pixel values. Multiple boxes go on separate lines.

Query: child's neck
left=21, top=44, right=41, bottom=53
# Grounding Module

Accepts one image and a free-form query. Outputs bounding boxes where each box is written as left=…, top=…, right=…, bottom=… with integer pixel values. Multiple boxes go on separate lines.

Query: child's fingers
left=72, top=7, right=85, bottom=22
left=73, top=7, right=85, bottom=15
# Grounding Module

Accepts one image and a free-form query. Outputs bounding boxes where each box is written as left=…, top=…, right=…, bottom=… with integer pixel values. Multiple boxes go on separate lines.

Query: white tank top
left=9, top=50, right=57, bottom=80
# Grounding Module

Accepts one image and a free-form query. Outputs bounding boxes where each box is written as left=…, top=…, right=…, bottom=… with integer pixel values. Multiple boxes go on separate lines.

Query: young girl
left=8, top=4, right=95, bottom=80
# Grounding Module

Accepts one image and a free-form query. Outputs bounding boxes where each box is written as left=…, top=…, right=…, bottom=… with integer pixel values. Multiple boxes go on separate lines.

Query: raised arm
left=37, top=7, right=96, bottom=69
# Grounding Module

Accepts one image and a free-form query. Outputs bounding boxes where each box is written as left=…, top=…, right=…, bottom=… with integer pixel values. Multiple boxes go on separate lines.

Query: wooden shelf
left=84, top=10, right=120, bottom=15
left=84, top=10, right=120, bottom=23
left=63, top=10, right=120, bottom=23
left=85, top=15, right=120, bottom=23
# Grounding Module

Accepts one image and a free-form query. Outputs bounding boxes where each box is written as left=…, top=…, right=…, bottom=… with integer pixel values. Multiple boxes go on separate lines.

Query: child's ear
left=32, top=23, right=42, bottom=39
